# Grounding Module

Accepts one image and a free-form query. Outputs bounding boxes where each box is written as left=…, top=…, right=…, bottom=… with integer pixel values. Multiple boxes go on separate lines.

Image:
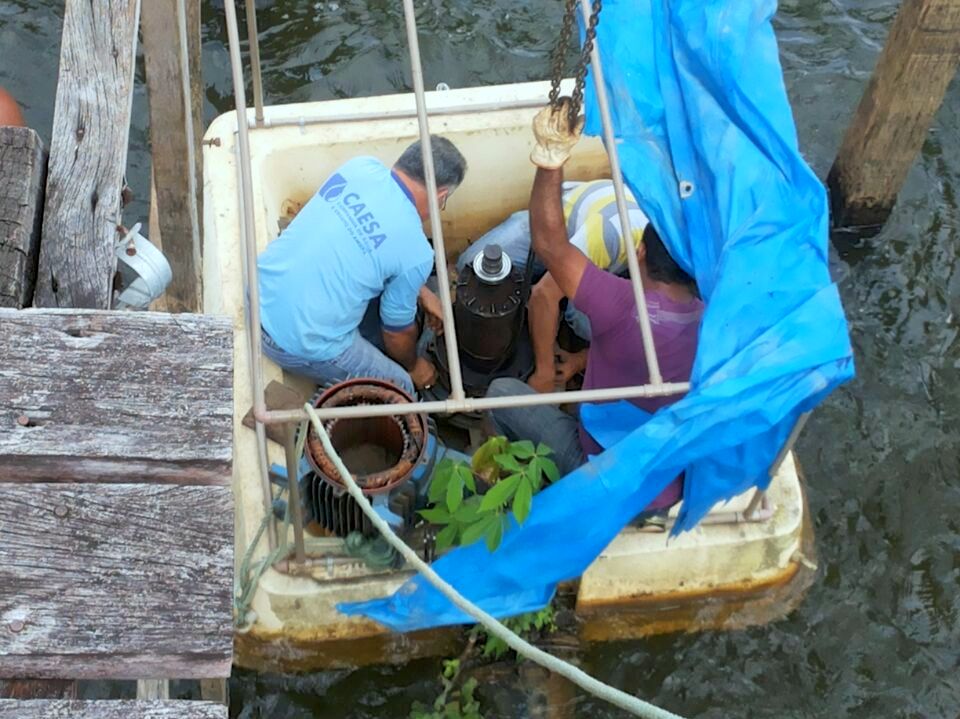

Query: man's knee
left=486, top=377, right=529, bottom=399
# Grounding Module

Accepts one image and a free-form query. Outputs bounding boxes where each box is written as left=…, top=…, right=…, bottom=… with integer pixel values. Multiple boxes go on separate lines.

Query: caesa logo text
left=318, top=172, right=387, bottom=251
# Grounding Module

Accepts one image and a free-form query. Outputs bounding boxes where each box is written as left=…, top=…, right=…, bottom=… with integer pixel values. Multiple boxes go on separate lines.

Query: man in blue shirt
left=258, top=136, right=467, bottom=395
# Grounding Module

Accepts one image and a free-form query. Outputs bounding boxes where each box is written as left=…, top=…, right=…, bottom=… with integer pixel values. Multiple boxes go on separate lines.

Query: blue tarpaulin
left=339, top=0, right=854, bottom=631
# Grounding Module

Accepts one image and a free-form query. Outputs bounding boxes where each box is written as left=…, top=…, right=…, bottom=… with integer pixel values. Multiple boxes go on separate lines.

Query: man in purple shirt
left=486, top=100, right=703, bottom=513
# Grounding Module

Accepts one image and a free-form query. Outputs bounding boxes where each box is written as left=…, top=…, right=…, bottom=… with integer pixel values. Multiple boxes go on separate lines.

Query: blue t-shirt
left=258, top=157, right=434, bottom=361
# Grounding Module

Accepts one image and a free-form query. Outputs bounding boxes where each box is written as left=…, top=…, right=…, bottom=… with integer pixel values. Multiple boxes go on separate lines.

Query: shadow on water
left=2, top=0, right=958, bottom=716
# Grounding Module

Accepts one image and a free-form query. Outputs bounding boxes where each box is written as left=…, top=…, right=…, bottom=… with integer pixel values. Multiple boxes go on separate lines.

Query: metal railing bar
left=225, top=0, right=277, bottom=546
left=744, top=411, right=811, bottom=520
left=284, top=423, right=308, bottom=565
left=244, top=0, right=265, bottom=126
left=400, top=0, right=466, bottom=401
left=244, top=97, right=568, bottom=130
left=578, top=0, right=664, bottom=386
left=255, top=381, right=691, bottom=425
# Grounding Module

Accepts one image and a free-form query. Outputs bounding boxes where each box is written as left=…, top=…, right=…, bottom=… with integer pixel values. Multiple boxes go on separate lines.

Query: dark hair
left=394, top=136, right=467, bottom=190
left=643, top=223, right=696, bottom=289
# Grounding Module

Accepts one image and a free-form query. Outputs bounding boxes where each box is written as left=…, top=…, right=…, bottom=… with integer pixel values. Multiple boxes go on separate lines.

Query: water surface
left=1, top=1, right=957, bottom=716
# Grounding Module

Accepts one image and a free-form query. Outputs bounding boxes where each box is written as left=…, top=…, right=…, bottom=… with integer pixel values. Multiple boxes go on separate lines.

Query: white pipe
left=578, top=0, right=664, bottom=386
left=244, top=0, right=265, bottom=126
left=400, top=0, right=466, bottom=402
left=224, top=0, right=276, bottom=546
left=258, top=380, right=691, bottom=424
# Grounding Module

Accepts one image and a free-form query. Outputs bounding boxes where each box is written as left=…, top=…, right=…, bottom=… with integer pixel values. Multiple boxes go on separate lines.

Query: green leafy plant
left=409, top=658, right=483, bottom=719
left=476, top=604, right=558, bottom=661
left=421, top=437, right=560, bottom=553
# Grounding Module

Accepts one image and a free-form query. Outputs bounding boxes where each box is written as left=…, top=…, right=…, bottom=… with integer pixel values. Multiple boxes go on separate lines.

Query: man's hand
left=410, top=356, right=437, bottom=390
left=527, top=366, right=556, bottom=394
left=530, top=98, right=585, bottom=169
left=418, top=286, right=444, bottom=334
left=555, top=349, right=588, bottom=385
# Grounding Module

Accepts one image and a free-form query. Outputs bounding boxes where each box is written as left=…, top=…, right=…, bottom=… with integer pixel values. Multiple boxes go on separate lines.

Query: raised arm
left=529, top=167, right=588, bottom=299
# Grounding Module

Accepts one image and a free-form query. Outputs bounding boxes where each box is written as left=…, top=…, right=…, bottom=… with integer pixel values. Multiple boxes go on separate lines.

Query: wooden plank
left=0, top=700, right=227, bottom=718
left=828, top=0, right=960, bottom=232
left=141, top=0, right=203, bottom=313
left=136, top=681, right=169, bottom=700
left=0, top=483, right=233, bottom=680
left=0, top=127, right=46, bottom=308
left=34, top=0, right=140, bottom=309
left=0, top=309, right=233, bottom=485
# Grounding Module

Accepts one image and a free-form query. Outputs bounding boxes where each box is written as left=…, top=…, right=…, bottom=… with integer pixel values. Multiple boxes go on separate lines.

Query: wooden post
left=136, top=680, right=170, bottom=700
left=33, top=0, right=140, bottom=309
left=141, top=0, right=204, bottom=312
left=828, top=0, right=960, bottom=233
left=0, top=127, right=46, bottom=308
left=199, top=679, right=229, bottom=707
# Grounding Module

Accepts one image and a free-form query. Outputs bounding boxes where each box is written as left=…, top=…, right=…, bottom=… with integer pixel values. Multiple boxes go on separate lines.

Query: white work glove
left=530, top=98, right=585, bottom=169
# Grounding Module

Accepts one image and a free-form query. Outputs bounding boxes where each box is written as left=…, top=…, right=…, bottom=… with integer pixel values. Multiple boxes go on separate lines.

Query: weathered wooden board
left=142, top=0, right=203, bottom=313
left=34, top=0, right=140, bottom=308
left=0, top=483, right=233, bottom=680
left=829, top=0, right=960, bottom=230
left=0, top=700, right=227, bottom=718
left=0, top=127, right=46, bottom=308
left=0, top=309, right=233, bottom=485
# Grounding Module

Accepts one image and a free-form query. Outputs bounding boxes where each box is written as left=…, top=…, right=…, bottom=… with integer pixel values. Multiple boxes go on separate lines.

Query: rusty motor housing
left=304, top=379, right=429, bottom=537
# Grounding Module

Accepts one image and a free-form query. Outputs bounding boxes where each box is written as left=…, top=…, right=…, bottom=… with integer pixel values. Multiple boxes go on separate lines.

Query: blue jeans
left=485, top=378, right=585, bottom=477
left=458, top=211, right=592, bottom=341
left=262, top=300, right=416, bottom=396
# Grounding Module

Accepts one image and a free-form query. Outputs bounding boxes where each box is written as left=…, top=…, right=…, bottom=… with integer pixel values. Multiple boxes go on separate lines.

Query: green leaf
left=535, top=442, right=554, bottom=457
left=485, top=516, right=504, bottom=551
left=435, top=523, right=459, bottom=553
left=479, top=473, right=522, bottom=512
left=446, top=473, right=464, bottom=513
left=456, top=464, right=476, bottom=493
left=460, top=514, right=496, bottom=546
left=512, top=477, right=532, bottom=525
left=471, top=435, right=509, bottom=479
left=429, top=460, right=455, bottom=503
left=456, top=496, right=482, bottom=523
left=525, top=458, right=542, bottom=492
left=494, top=453, right=523, bottom=473
left=418, top=506, right=451, bottom=524
left=510, top=440, right=536, bottom=458
left=540, top=457, right=560, bottom=483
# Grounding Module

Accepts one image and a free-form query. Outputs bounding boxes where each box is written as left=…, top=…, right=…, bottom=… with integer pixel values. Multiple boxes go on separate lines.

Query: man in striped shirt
left=457, top=179, right=650, bottom=392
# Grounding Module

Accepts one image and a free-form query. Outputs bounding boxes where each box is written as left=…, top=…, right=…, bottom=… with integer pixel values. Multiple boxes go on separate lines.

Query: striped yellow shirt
left=562, top=180, right=649, bottom=273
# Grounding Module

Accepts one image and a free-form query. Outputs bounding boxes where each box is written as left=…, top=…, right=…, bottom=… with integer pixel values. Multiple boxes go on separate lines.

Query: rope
left=304, top=403, right=685, bottom=719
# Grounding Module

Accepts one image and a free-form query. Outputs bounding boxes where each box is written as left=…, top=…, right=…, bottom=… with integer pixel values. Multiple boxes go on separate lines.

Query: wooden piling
left=33, top=0, right=140, bottom=309
left=142, top=0, right=204, bottom=312
left=0, top=127, right=46, bottom=308
left=828, top=0, right=960, bottom=233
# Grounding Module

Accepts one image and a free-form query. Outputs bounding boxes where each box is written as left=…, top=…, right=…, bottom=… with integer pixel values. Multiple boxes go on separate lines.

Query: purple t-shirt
left=573, top=263, right=703, bottom=509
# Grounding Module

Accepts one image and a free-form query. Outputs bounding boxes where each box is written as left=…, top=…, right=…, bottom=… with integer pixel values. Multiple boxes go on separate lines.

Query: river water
left=2, top=1, right=958, bottom=717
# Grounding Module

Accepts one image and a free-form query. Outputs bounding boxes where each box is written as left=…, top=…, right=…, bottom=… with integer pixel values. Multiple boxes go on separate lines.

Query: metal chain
left=547, top=0, right=603, bottom=126
left=569, top=0, right=602, bottom=125
left=548, top=0, right=579, bottom=107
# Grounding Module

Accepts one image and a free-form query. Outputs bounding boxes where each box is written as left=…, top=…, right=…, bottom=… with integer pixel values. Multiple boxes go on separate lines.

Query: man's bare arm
left=527, top=273, right=565, bottom=392
left=529, top=167, right=588, bottom=300
left=382, top=325, right=418, bottom=370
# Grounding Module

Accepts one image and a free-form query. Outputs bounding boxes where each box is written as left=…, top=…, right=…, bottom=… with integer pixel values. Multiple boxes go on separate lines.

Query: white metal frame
left=220, top=0, right=798, bottom=561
